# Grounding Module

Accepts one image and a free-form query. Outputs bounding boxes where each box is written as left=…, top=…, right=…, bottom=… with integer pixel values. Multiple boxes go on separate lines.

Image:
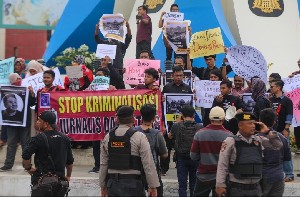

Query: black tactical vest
left=229, top=136, right=263, bottom=179
left=108, top=127, right=142, bottom=171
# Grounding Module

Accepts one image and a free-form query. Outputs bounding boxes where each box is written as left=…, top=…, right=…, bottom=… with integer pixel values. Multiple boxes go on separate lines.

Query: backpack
left=175, top=121, right=201, bottom=157
left=135, top=126, right=160, bottom=166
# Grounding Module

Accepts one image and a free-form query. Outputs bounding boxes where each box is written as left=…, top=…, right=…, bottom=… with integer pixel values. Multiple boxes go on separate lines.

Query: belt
left=108, top=173, right=141, bottom=180
left=229, top=181, right=259, bottom=190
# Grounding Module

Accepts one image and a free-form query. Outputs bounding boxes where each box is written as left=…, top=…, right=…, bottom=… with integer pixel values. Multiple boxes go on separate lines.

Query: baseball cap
left=39, top=111, right=58, bottom=129
left=209, top=106, right=225, bottom=120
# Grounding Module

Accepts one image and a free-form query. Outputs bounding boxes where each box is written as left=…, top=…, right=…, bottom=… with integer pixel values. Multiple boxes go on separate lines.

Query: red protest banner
left=38, top=89, right=162, bottom=141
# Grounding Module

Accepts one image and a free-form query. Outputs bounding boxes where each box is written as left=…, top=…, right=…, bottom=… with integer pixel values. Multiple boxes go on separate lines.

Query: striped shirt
left=190, top=124, right=232, bottom=181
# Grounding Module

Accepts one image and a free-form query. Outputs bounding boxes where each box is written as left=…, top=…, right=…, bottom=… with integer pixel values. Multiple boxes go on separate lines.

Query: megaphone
left=226, top=106, right=237, bottom=121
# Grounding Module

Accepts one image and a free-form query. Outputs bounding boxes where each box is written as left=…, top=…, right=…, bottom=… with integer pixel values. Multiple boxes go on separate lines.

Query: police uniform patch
left=221, top=142, right=227, bottom=152
left=111, top=141, right=125, bottom=147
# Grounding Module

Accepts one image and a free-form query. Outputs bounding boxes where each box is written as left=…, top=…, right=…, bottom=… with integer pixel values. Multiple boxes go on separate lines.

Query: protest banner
left=86, top=76, right=110, bottom=91
left=124, top=59, right=160, bottom=85
left=163, top=21, right=189, bottom=54
left=0, top=57, right=15, bottom=85
left=99, top=14, right=127, bottom=43
left=22, top=67, right=63, bottom=95
left=226, top=45, right=267, bottom=83
left=96, top=44, right=117, bottom=59
left=283, top=75, right=300, bottom=93
left=195, top=80, right=220, bottom=108
left=164, top=93, right=194, bottom=132
left=38, top=89, right=162, bottom=141
left=163, top=12, right=184, bottom=25
left=189, top=27, right=224, bottom=59
left=0, top=85, right=28, bottom=127
left=286, top=88, right=300, bottom=122
left=164, top=70, right=193, bottom=89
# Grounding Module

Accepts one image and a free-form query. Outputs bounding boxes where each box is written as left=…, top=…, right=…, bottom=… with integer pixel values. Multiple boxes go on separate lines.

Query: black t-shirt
left=269, top=95, right=293, bottom=133
left=162, top=81, right=192, bottom=94
left=22, top=130, right=74, bottom=184
left=191, top=65, right=232, bottom=80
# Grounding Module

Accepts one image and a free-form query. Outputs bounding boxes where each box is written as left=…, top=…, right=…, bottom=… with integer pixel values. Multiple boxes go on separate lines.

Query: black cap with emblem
left=235, top=112, right=257, bottom=122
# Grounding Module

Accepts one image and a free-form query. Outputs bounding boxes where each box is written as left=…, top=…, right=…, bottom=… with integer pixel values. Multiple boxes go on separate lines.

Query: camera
left=136, top=15, right=142, bottom=20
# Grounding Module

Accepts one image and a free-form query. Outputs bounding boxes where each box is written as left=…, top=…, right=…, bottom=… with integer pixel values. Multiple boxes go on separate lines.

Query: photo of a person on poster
left=1, top=93, right=24, bottom=123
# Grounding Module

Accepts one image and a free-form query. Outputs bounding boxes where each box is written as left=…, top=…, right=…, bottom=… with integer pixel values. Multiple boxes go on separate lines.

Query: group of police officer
left=98, top=104, right=283, bottom=197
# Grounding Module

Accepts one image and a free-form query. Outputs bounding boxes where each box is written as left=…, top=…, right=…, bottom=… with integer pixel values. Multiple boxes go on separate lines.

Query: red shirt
left=136, top=14, right=152, bottom=43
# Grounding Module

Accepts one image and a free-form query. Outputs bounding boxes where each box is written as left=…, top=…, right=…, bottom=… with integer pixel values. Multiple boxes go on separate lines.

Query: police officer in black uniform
left=215, top=112, right=283, bottom=197
left=22, top=110, right=74, bottom=197
left=99, top=105, right=160, bottom=197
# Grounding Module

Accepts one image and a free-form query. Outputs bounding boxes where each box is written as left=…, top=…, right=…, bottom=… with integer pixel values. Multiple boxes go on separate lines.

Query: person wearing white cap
left=190, top=106, right=232, bottom=196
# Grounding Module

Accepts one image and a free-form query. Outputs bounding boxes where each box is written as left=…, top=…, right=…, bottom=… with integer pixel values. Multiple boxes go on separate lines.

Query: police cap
left=235, top=112, right=257, bottom=122
left=116, top=105, right=134, bottom=117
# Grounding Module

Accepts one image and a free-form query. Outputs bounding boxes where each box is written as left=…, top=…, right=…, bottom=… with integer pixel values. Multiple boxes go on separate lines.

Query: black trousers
left=92, top=140, right=100, bottom=169
left=107, top=178, right=145, bottom=197
left=294, top=126, right=300, bottom=148
left=136, top=40, right=154, bottom=59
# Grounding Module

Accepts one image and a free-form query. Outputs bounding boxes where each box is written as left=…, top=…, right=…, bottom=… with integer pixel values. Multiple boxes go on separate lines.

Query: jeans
left=1, top=125, right=8, bottom=142
left=176, top=155, right=198, bottom=197
left=284, top=137, right=294, bottom=178
left=193, top=178, right=216, bottom=197
left=4, top=126, right=31, bottom=168
left=92, top=140, right=100, bottom=170
left=261, top=179, right=284, bottom=197
left=136, top=40, right=154, bottom=59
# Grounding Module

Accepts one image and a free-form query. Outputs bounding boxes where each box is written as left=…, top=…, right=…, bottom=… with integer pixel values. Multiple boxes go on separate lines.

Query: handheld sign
left=0, top=57, right=15, bottom=85
left=189, top=27, right=224, bottom=59
left=226, top=45, right=267, bottom=83
left=96, top=44, right=117, bottom=59
left=87, top=76, right=110, bottom=91
left=99, top=14, right=127, bottom=43
left=124, top=59, right=160, bottom=85
left=66, top=66, right=83, bottom=79
left=195, top=80, right=221, bottom=108
left=286, top=88, right=300, bottom=123
left=282, top=75, right=300, bottom=93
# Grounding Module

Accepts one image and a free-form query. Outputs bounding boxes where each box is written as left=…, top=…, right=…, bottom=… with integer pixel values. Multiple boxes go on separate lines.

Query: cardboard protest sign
left=163, top=12, right=184, bottom=25
left=99, top=14, right=127, bottom=43
left=66, top=66, right=83, bottom=79
left=38, top=89, right=162, bottom=141
left=96, top=44, right=117, bottom=59
left=226, top=45, right=267, bottom=83
left=163, top=21, right=189, bottom=54
left=164, top=70, right=193, bottom=89
left=0, top=57, right=15, bottom=85
left=283, top=75, right=300, bottom=93
left=124, top=59, right=160, bottom=85
left=87, top=76, right=110, bottom=91
left=195, top=80, right=220, bottom=108
left=189, top=27, right=224, bottom=59
left=286, top=88, right=300, bottom=122
left=22, top=67, right=63, bottom=95
left=0, top=85, right=28, bottom=127
left=164, top=94, right=194, bottom=132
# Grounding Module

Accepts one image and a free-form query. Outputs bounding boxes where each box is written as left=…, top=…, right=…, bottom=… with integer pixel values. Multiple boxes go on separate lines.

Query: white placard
left=195, top=80, right=221, bottom=108
left=226, top=45, right=267, bottom=83
left=96, top=44, right=117, bottom=59
left=163, top=12, right=184, bottom=25
left=86, top=76, right=110, bottom=91
left=66, top=66, right=83, bottom=79
left=21, top=67, right=63, bottom=95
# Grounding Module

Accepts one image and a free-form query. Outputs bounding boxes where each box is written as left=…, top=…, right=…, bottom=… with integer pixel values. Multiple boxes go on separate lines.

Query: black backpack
left=175, top=121, right=201, bottom=157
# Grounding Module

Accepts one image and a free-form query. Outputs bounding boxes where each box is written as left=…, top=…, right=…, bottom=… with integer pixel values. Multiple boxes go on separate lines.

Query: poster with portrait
left=242, top=93, right=255, bottom=112
left=163, top=94, right=194, bottom=132
left=163, top=70, right=193, bottom=89
left=0, top=85, right=28, bottom=127
left=99, top=14, right=127, bottom=43
left=163, top=21, right=189, bottom=54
